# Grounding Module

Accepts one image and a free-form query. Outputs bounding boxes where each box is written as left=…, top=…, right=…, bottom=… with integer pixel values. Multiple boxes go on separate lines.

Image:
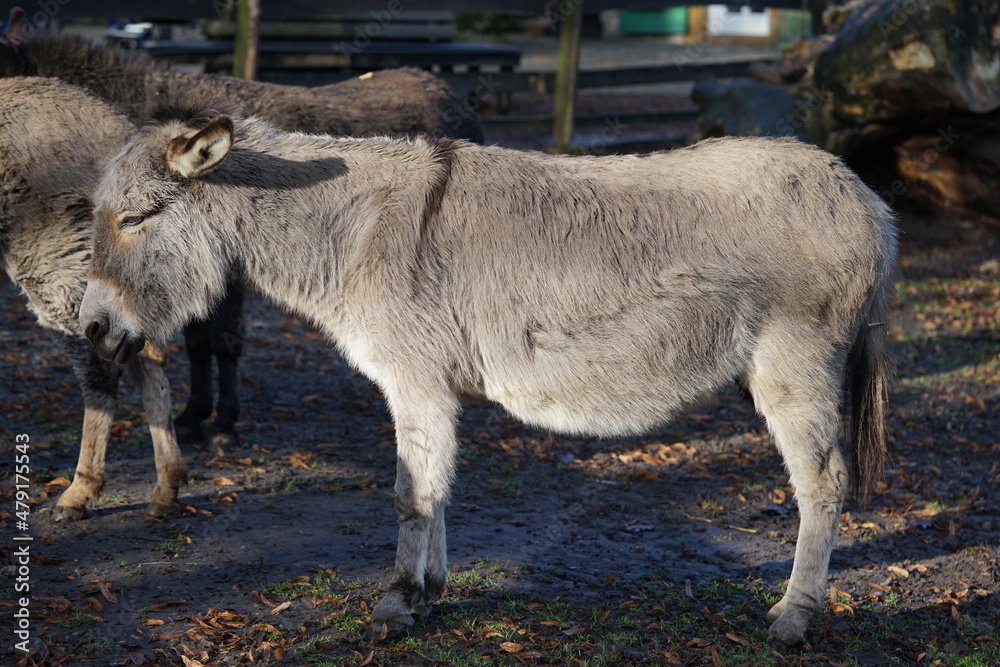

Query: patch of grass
left=59, top=611, right=99, bottom=628
left=32, top=470, right=53, bottom=484
left=925, top=499, right=948, bottom=512
left=77, top=637, right=111, bottom=656
left=154, top=534, right=189, bottom=556
left=263, top=569, right=353, bottom=601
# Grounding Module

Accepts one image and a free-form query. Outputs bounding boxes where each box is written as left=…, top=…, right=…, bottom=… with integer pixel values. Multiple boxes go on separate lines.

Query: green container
left=619, top=8, right=688, bottom=35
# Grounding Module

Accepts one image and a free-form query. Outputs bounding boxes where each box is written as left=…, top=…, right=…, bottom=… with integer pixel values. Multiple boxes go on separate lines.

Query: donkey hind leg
left=54, top=336, right=120, bottom=521
left=366, top=383, right=459, bottom=640
left=746, top=333, right=848, bottom=647
left=175, top=318, right=212, bottom=444
left=208, top=280, right=245, bottom=447
left=126, top=346, right=187, bottom=516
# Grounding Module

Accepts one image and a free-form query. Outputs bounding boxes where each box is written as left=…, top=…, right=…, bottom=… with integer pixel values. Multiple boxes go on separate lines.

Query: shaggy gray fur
left=1, top=77, right=185, bottom=518
left=0, top=8, right=484, bottom=514
left=0, top=14, right=482, bottom=142
left=81, top=111, right=898, bottom=648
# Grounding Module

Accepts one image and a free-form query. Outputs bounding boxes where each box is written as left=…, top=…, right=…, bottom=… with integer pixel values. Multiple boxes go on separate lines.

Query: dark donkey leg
left=209, top=279, right=244, bottom=447
left=54, top=334, right=120, bottom=521
left=175, top=318, right=213, bottom=444
left=176, top=280, right=244, bottom=446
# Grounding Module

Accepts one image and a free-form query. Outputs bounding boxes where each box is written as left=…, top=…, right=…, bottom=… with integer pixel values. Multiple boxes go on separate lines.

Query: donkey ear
left=6, top=7, right=31, bottom=45
left=166, top=115, right=234, bottom=179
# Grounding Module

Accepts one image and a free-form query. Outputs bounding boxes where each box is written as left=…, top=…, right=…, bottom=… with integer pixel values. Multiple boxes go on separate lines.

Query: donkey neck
left=217, top=132, right=451, bottom=328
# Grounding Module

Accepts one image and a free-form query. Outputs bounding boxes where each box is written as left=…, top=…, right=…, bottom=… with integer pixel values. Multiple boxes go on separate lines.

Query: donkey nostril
left=85, top=319, right=105, bottom=343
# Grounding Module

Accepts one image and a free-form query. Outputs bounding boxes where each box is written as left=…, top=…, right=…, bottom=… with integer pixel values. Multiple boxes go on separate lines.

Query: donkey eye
left=119, top=215, right=146, bottom=229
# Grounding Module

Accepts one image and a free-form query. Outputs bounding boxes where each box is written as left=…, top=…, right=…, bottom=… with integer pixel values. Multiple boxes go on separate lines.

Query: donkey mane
left=22, top=30, right=161, bottom=73
left=149, top=103, right=241, bottom=128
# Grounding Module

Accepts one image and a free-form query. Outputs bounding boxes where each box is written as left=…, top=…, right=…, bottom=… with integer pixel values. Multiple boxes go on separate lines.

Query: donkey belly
left=479, top=305, right=749, bottom=438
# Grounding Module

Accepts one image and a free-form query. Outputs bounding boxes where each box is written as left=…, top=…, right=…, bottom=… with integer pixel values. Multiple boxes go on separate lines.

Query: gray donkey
left=1, top=6, right=483, bottom=447
left=80, top=110, right=897, bottom=647
left=1, top=77, right=184, bottom=519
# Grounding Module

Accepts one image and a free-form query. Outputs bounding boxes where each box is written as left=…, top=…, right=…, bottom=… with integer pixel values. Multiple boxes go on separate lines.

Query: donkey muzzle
left=83, top=314, right=146, bottom=365
left=80, top=278, right=148, bottom=365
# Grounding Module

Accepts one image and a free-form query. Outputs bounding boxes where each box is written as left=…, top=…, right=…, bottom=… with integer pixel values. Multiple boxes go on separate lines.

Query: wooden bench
left=54, top=1, right=806, bottom=146
left=136, top=38, right=522, bottom=87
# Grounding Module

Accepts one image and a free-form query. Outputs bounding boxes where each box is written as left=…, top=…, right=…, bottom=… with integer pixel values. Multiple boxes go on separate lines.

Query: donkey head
left=0, top=7, right=34, bottom=76
left=80, top=110, right=236, bottom=364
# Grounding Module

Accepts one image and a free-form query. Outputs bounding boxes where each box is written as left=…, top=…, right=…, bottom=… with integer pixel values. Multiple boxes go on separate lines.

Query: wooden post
left=232, top=0, right=260, bottom=80
left=552, top=1, right=582, bottom=152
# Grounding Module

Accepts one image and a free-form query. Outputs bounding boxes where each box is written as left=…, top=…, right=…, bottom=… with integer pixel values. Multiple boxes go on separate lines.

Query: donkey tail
left=848, top=230, right=897, bottom=506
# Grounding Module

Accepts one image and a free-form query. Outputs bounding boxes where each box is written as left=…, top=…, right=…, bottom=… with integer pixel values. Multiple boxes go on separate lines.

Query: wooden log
left=893, top=114, right=1000, bottom=223
left=812, top=0, right=1000, bottom=155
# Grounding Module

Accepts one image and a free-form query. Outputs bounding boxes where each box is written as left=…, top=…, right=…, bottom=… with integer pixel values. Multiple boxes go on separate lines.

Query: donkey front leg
left=127, top=344, right=187, bottom=516
left=55, top=336, right=119, bottom=521
left=366, top=385, right=459, bottom=640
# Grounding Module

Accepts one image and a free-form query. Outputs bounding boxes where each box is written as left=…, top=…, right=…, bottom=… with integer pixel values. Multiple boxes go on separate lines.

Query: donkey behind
left=0, top=6, right=483, bottom=447
left=80, top=110, right=897, bottom=647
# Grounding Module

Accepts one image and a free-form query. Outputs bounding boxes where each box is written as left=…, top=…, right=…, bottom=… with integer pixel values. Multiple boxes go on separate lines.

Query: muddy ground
left=1, top=109, right=998, bottom=666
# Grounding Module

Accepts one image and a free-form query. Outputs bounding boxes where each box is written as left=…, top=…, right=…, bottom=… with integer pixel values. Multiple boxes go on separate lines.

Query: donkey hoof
left=364, top=616, right=413, bottom=641
left=54, top=505, right=88, bottom=522
left=766, top=598, right=788, bottom=623
left=209, top=427, right=239, bottom=449
left=767, top=614, right=807, bottom=649
left=147, top=501, right=178, bottom=517
left=175, top=420, right=206, bottom=445
left=367, top=591, right=416, bottom=640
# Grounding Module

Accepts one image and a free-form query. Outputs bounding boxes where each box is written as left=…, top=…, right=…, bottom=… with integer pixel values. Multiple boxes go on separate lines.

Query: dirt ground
left=1, top=109, right=998, bottom=666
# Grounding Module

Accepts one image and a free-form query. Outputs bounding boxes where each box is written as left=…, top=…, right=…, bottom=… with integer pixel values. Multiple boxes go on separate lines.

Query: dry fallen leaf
left=499, top=641, right=523, bottom=653
left=887, top=565, right=910, bottom=579
left=270, top=601, right=292, bottom=615
left=212, top=477, right=236, bottom=486
left=289, top=452, right=314, bottom=470
left=90, top=579, right=119, bottom=604
left=35, top=596, right=73, bottom=612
